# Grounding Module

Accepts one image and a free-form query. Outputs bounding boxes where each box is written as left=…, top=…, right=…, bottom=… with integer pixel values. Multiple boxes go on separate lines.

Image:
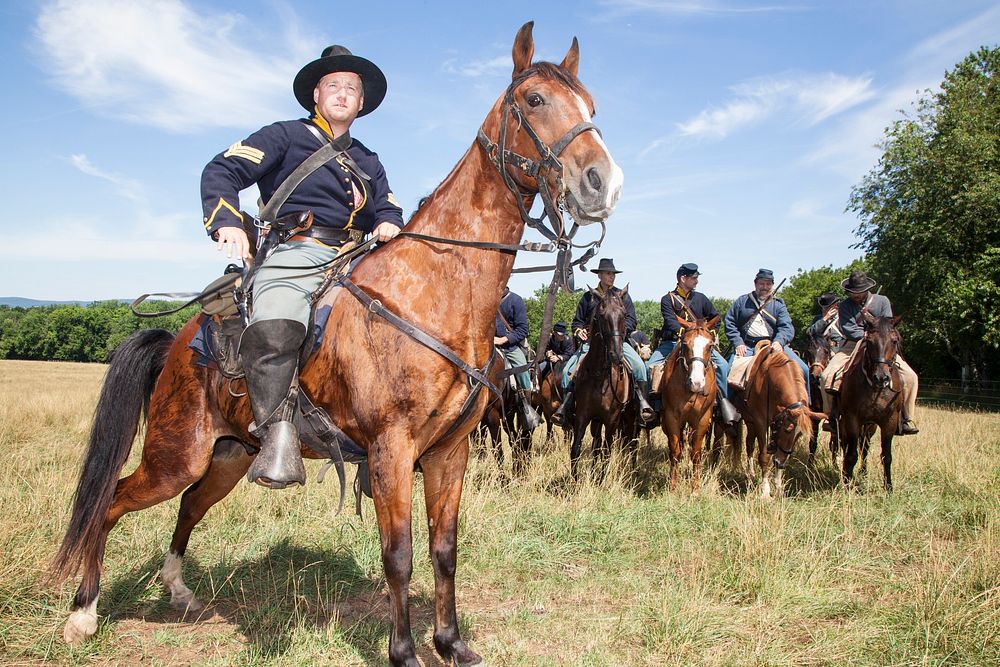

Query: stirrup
left=247, top=421, right=306, bottom=489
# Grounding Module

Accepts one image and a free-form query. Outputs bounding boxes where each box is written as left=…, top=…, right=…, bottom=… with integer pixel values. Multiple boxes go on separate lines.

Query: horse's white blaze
left=63, top=596, right=98, bottom=645
left=570, top=91, right=624, bottom=210
left=689, top=334, right=709, bottom=393
left=160, top=551, right=203, bottom=612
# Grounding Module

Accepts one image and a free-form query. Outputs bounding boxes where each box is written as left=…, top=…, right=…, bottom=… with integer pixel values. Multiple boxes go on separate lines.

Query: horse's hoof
left=63, top=609, right=98, bottom=646
left=170, top=593, right=204, bottom=613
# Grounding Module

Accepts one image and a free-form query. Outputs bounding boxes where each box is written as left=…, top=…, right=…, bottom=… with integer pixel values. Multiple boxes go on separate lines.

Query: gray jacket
left=838, top=293, right=892, bottom=341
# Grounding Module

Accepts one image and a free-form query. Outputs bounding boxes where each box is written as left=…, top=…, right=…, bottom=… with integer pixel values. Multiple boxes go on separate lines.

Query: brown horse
left=741, top=345, right=826, bottom=499
left=838, top=316, right=904, bottom=492
left=535, top=358, right=572, bottom=444
left=659, top=317, right=719, bottom=495
left=568, top=288, right=636, bottom=481
left=51, top=23, right=621, bottom=667
left=478, top=369, right=534, bottom=479
left=805, top=329, right=840, bottom=466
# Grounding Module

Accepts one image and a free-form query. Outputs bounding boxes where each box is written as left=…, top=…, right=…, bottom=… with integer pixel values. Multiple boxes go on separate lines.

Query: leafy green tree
left=848, top=46, right=1000, bottom=382
left=779, top=258, right=868, bottom=350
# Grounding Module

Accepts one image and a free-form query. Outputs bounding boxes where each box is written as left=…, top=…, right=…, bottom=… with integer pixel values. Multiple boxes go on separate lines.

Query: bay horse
left=838, top=316, right=904, bottom=492
left=535, top=358, right=571, bottom=443
left=741, top=345, right=826, bottom=499
left=568, top=287, right=636, bottom=481
left=478, top=368, right=534, bottom=479
left=659, top=317, right=719, bottom=495
left=805, top=329, right=840, bottom=467
left=51, top=22, right=622, bottom=667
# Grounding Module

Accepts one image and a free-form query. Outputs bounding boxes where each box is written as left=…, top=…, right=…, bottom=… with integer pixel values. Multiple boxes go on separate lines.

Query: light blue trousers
left=646, top=339, right=731, bottom=397
left=250, top=240, right=340, bottom=326
left=502, top=346, right=532, bottom=390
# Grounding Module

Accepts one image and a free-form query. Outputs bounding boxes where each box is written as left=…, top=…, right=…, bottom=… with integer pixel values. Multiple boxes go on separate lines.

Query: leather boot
left=716, top=391, right=741, bottom=426
left=637, top=380, right=657, bottom=424
left=551, top=386, right=574, bottom=427
left=240, top=319, right=308, bottom=489
left=517, top=388, right=542, bottom=431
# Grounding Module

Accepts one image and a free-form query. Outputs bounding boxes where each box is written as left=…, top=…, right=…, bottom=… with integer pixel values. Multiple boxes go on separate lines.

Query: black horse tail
left=51, top=328, right=175, bottom=586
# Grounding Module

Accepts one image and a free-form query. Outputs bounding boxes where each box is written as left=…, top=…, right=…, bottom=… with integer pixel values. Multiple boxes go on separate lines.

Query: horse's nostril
left=586, top=167, right=602, bottom=192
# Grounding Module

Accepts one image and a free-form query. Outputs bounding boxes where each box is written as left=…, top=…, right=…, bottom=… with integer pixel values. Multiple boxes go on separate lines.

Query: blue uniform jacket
left=201, top=119, right=404, bottom=238
left=660, top=289, right=719, bottom=341
left=495, top=290, right=529, bottom=351
left=572, top=286, right=637, bottom=338
left=724, top=293, right=794, bottom=347
left=546, top=334, right=575, bottom=361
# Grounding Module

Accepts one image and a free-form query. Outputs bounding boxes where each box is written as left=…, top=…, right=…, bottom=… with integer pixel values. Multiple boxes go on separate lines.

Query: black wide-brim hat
left=590, top=258, right=622, bottom=274
left=293, top=45, right=386, bottom=117
left=841, top=269, right=876, bottom=293
left=817, top=292, right=839, bottom=308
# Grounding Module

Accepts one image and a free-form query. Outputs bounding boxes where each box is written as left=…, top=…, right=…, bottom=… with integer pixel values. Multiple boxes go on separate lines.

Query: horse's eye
left=526, top=93, right=544, bottom=108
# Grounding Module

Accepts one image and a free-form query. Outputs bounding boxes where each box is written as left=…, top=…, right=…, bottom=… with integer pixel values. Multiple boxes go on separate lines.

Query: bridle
left=477, top=67, right=605, bottom=255
left=676, top=327, right=714, bottom=396
left=861, top=331, right=899, bottom=391
left=587, top=298, right=629, bottom=408
left=768, top=400, right=802, bottom=464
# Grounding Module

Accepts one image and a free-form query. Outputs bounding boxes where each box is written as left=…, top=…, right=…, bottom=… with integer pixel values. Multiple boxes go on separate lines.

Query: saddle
left=728, top=340, right=771, bottom=391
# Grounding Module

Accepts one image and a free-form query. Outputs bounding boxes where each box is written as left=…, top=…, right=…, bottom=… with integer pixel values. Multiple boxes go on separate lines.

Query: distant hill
left=0, top=297, right=124, bottom=308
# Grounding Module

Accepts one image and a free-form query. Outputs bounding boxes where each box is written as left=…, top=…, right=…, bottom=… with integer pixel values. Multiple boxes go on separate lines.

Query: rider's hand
left=493, top=336, right=507, bottom=346
left=547, top=351, right=558, bottom=362
left=215, top=227, right=251, bottom=261
left=577, top=329, right=589, bottom=342
left=735, top=344, right=748, bottom=357
left=373, top=222, right=400, bottom=242
left=770, top=341, right=783, bottom=353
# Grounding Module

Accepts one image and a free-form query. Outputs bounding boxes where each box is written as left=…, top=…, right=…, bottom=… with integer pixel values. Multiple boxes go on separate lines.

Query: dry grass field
left=1, top=359, right=998, bottom=666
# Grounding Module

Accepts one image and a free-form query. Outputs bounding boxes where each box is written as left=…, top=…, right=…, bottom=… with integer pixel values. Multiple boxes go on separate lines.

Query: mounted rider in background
left=495, top=286, right=542, bottom=430
left=553, top=258, right=656, bottom=424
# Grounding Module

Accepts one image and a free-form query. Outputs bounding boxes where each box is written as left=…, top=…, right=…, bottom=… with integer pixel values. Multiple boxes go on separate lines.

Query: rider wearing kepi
left=201, top=46, right=404, bottom=489
left=553, top=258, right=657, bottom=425
left=495, top=286, right=542, bottom=430
left=819, top=270, right=920, bottom=435
left=647, top=263, right=739, bottom=425
left=724, top=268, right=810, bottom=392
left=537, top=322, right=575, bottom=379
left=806, top=292, right=844, bottom=347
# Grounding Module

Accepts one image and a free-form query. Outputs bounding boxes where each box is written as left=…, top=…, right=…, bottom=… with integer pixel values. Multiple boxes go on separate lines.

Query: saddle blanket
left=728, top=341, right=772, bottom=390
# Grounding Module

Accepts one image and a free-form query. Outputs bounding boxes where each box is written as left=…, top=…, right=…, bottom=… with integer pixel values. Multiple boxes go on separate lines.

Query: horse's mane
left=587, top=289, right=626, bottom=329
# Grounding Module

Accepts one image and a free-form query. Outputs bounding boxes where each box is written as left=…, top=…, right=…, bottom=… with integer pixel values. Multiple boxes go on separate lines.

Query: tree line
left=3, top=47, right=996, bottom=381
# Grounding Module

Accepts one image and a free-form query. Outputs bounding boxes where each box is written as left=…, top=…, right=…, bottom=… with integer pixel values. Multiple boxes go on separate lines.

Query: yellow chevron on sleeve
left=204, top=197, right=243, bottom=230
left=223, top=142, right=265, bottom=164
left=386, top=191, right=400, bottom=208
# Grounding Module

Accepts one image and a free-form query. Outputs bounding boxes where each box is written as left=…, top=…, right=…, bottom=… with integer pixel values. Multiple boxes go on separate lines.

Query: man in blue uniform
left=495, top=287, right=541, bottom=429
left=554, top=258, right=656, bottom=424
left=724, top=268, right=810, bottom=392
left=819, top=270, right=919, bottom=434
left=537, top=322, right=575, bottom=380
left=201, top=45, right=404, bottom=489
left=647, top=263, right=739, bottom=424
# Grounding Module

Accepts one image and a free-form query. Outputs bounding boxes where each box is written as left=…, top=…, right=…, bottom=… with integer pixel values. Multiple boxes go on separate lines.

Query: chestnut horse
left=741, top=345, right=826, bottom=499
left=51, top=23, right=622, bottom=667
left=805, top=329, right=840, bottom=466
left=838, top=316, right=904, bottom=492
left=568, top=288, right=636, bottom=481
left=659, top=317, right=719, bottom=495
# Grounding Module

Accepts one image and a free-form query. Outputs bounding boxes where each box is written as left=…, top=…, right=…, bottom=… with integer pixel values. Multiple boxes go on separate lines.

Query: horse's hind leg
left=161, top=438, right=252, bottom=612
left=420, top=436, right=482, bottom=667
left=64, top=418, right=215, bottom=644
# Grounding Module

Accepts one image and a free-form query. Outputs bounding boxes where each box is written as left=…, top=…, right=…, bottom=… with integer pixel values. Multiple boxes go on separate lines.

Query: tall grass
left=1, top=360, right=997, bottom=665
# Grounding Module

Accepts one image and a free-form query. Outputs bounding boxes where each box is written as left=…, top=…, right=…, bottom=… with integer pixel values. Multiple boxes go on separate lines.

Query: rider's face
left=850, top=291, right=867, bottom=304
left=754, top=279, right=773, bottom=299
left=597, top=270, right=616, bottom=289
left=314, top=72, right=364, bottom=128
left=678, top=274, right=698, bottom=292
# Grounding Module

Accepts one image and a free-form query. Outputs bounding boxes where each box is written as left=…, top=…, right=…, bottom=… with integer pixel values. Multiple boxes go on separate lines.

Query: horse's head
left=805, top=331, right=832, bottom=380
left=588, top=286, right=627, bottom=364
left=479, top=22, right=623, bottom=226
left=862, top=315, right=902, bottom=389
left=676, top=315, right=719, bottom=395
left=767, top=401, right=826, bottom=469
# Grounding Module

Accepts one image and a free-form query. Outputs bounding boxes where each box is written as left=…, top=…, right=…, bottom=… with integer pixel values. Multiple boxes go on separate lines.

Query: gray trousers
left=250, top=240, right=340, bottom=326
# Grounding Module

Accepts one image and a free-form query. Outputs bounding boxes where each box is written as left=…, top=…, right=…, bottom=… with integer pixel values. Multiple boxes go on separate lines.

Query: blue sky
left=2, top=0, right=997, bottom=303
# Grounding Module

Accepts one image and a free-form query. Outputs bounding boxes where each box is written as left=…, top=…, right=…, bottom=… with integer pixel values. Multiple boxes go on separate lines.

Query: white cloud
left=34, top=0, right=317, bottom=132
left=442, top=55, right=511, bottom=78
left=67, top=153, right=143, bottom=202
left=596, top=0, right=807, bottom=16
left=676, top=72, right=874, bottom=139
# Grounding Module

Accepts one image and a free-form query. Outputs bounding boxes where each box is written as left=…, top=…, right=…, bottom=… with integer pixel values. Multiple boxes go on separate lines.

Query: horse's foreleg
left=691, top=416, right=712, bottom=496
left=569, top=416, right=587, bottom=480
left=858, top=424, right=875, bottom=478
left=420, top=438, right=482, bottom=667
left=756, top=429, right=773, bottom=500
left=591, top=421, right=608, bottom=483
left=808, top=417, right=820, bottom=466
left=880, top=427, right=894, bottom=493
left=841, top=419, right=860, bottom=489
left=370, top=443, right=419, bottom=667
left=666, top=427, right=682, bottom=491
left=162, top=438, right=251, bottom=612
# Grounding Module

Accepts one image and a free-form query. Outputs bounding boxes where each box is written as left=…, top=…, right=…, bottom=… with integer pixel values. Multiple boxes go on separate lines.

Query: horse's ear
left=512, top=21, right=535, bottom=77
left=892, top=315, right=903, bottom=327
left=862, top=312, right=876, bottom=328
left=589, top=286, right=602, bottom=301
left=621, top=283, right=630, bottom=298
left=560, top=36, right=580, bottom=77
left=706, top=315, right=720, bottom=330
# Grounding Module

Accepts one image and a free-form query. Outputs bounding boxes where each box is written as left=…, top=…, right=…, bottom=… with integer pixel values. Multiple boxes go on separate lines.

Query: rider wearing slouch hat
left=200, top=45, right=404, bottom=490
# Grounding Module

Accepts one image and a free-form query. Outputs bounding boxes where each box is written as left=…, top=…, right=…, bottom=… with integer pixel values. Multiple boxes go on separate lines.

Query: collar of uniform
left=311, top=110, right=353, bottom=149
left=596, top=284, right=611, bottom=297
left=675, top=285, right=690, bottom=299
